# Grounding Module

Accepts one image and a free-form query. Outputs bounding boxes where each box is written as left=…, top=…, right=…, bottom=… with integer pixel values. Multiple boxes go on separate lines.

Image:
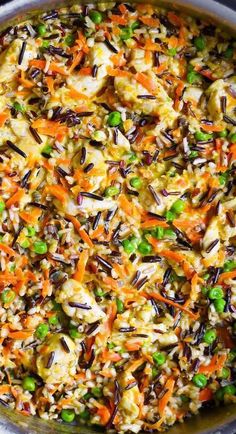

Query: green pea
left=42, top=145, right=53, bottom=156
left=189, top=150, right=198, bottom=159
left=217, top=129, right=228, bottom=138
left=223, top=385, right=236, bottom=395
left=168, top=48, right=177, bottom=56
left=224, top=47, right=234, bottom=59
left=20, top=239, right=30, bottom=249
left=61, top=409, right=75, bottom=423
left=228, top=349, right=236, bottom=362
left=219, top=367, right=230, bottom=379
left=219, top=172, right=229, bottom=186
left=89, top=10, right=103, bottom=24
left=130, top=177, right=142, bottom=189
left=187, top=70, right=201, bottom=84
left=65, top=34, right=75, bottom=47
left=94, top=288, right=105, bottom=297
left=203, top=273, right=210, bottom=280
left=201, top=286, right=209, bottom=296
left=153, top=351, right=166, bottom=366
left=35, top=323, right=49, bottom=340
left=52, top=300, right=62, bottom=311
left=0, top=201, right=5, bottom=213
left=215, top=388, right=224, bottom=401
left=105, top=186, right=119, bottom=197
left=138, top=240, right=152, bottom=255
left=171, top=199, right=185, bottom=214
left=13, top=102, right=25, bottom=112
left=223, top=260, right=236, bottom=272
left=107, top=342, right=116, bottom=350
left=164, top=228, right=176, bottom=238
left=116, top=298, right=124, bottom=313
left=203, top=329, right=217, bottom=345
left=37, top=24, right=46, bottom=36
left=153, top=226, right=164, bottom=239
left=27, top=226, right=36, bottom=237
left=79, top=409, right=90, bottom=420
left=214, top=298, right=226, bottom=313
left=152, top=367, right=158, bottom=378
left=165, top=210, right=176, bottom=222
left=128, top=152, right=137, bottom=162
left=192, top=373, right=207, bottom=388
left=230, top=133, right=236, bottom=143
left=195, top=131, right=213, bottom=141
left=69, top=328, right=81, bottom=339
left=194, top=36, right=206, bottom=51
left=131, top=20, right=140, bottom=30
left=41, top=40, right=49, bottom=48
left=92, top=386, right=103, bottom=398
left=33, top=241, right=47, bottom=254
left=208, top=286, right=224, bottom=300
left=122, top=239, right=136, bottom=255
left=1, top=289, right=15, bottom=304
left=107, top=111, right=122, bottom=127
left=22, top=376, right=36, bottom=392
left=48, top=315, right=58, bottom=326
left=83, top=392, right=92, bottom=400
left=120, top=27, right=133, bottom=41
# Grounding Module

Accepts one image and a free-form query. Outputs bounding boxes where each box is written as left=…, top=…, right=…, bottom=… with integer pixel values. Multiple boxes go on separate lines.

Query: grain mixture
left=0, top=2, right=236, bottom=432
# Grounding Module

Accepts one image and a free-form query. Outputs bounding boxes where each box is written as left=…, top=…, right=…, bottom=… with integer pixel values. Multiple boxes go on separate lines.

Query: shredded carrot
left=159, top=377, right=175, bottom=416
left=68, top=87, right=89, bottom=100
left=218, top=270, right=236, bottom=284
left=160, top=250, right=194, bottom=279
left=0, top=111, right=9, bottom=127
left=69, top=51, right=84, bottom=73
left=144, top=291, right=198, bottom=319
left=29, top=59, right=68, bottom=76
left=110, top=14, right=127, bottom=25
left=8, top=330, right=33, bottom=340
left=45, top=76, right=55, bottom=95
left=46, top=185, right=68, bottom=202
left=73, top=249, right=89, bottom=282
left=78, top=67, right=92, bottom=76
left=201, top=124, right=224, bottom=132
left=19, top=208, right=42, bottom=224
left=107, top=66, right=131, bottom=77
left=0, top=243, right=16, bottom=257
left=199, top=388, right=213, bottom=402
left=198, top=354, right=227, bottom=374
left=135, top=72, right=157, bottom=94
left=31, top=118, right=68, bottom=137
left=125, top=341, right=142, bottom=351
left=0, top=385, right=12, bottom=394
left=78, top=228, right=94, bottom=248
left=167, top=11, right=183, bottom=26
left=141, top=219, right=169, bottom=229
left=126, top=357, right=145, bottom=374
left=96, top=405, right=111, bottom=425
left=139, top=16, right=160, bottom=27
left=6, top=188, right=25, bottom=208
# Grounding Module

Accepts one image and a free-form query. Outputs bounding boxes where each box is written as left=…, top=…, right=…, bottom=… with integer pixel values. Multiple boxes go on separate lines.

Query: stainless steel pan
left=0, top=0, right=236, bottom=433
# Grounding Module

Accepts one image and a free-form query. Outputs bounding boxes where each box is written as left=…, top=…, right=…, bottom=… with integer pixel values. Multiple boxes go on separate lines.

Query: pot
left=0, top=0, right=235, bottom=433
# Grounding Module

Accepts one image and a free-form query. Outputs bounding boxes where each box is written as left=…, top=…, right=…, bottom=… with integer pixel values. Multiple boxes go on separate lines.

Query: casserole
left=0, top=0, right=236, bottom=433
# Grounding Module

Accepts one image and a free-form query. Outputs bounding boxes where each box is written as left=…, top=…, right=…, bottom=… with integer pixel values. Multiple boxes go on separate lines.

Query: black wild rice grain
left=163, top=267, right=172, bottom=286
left=21, top=170, right=32, bottom=188
left=68, top=302, right=92, bottom=310
left=220, top=96, right=227, bottom=113
left=142, top=256, right=161, bottom=263
left=86, top=321, right=100, bottom=335
left=94, top=255, right=113, bottom=272
left=43, top=10, right=58, bottom=20
left=137, top=95, right=156, bottom=99
left=119, top=326, right=136, bottom=332
left=80, top=147, right=86, bottom=165
left=104, top=39, right=118, bottom=53
left=223, top=114, right=236, bottom=126
left=148, top=185, right=160, bottom=205
left=93, top=212, right=101, bottom=230
left=29, top=126, right=42, bottom=144
left=136, top=276, right=148, bottom=290
left=57, top=167, right=69, bottom=177
left=46, top=351, right=55, bottom=368
left=6, top=140, right=27, bottom=158
left=131, top=270, right=141, bottom=286
left=18, top=41, right=26, bottom=65
left=80, top=192, right=104, bottom=201
left=84, top=163, right=94, bottom=173
left=60, top=337, right=70, bottom=353
left=206, top=239, right=219, bottom=253
left=29, top=202, right=48, bottom=210
left=92, top=64, right=98, bottom=77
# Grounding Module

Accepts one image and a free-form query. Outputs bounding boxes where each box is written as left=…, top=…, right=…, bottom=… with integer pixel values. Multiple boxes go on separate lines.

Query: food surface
left=0, top=2, right=236, bottom=432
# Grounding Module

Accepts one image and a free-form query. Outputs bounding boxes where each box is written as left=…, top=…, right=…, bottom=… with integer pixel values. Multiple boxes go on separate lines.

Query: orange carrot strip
left=110, top=14, right=127, bottom=25
left=139, top=16, right=160, bottom=27
left=19, top=71, right=34, bottom=88
left=69, top=51, right=84, bottom=73
left=107, top=66, right=131, bottom=77
left=167, top=11, right=183, bottom=26
left=135, top=72, right=157, bottom=94
left=42, top=279, right=50, bottom=298
left=68, top=88, right=89, bottom=100
left=66, top=214, right=81, bottom=232
left=218, top=270, right=236, bottom=284
left=96, top=405, right=111, bottom=425
left=8, top=330, right=33, bottom=340
left=78, top=67, right=92, bottom=76
left=201, top=124, right=224, bottom=132
left=0, top=243, right=16, bottom=257
left=160, top=249, right=194, bottom=279
left=141, top=219, right=169, bottom=229
left=78, top=228, right=93, bottom=248
left=199, top=388, right=213, bottom=402
left=0, top=385, right=12, bottom=394
left=159, top=377, right=175, bottom=416
left=198, top=354, right=227, bottom=374
left=125, top=341, right=142, bottom=351
left=29, top=60, right=68, bottom=76
left=45, top=76, right=54, bottom=94
left=19, top=208, right=42, bottom=224
left=126, top=357, right=145, bottom=374
left=6, top=188, right=25, bottom=208
left=145, top=291, right=198, bottom=319
left=0, top=111, right=9, bottom=127
left=46, top=185, right=68, bottom=202
left=73, top=250, right=89, bottom=282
